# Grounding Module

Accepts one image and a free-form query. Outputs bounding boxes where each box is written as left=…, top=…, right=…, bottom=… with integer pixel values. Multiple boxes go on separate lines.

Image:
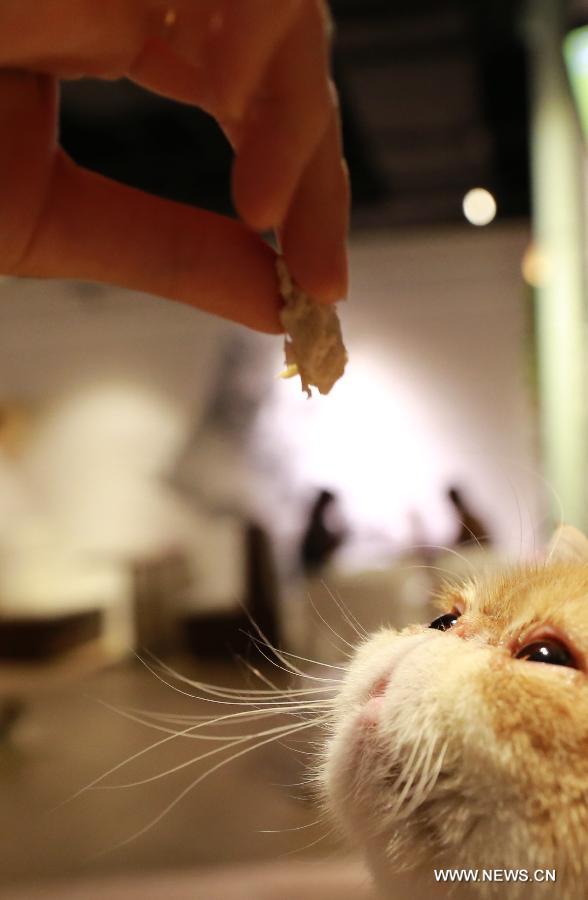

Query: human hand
left=0, top=0, right=349, bottom=333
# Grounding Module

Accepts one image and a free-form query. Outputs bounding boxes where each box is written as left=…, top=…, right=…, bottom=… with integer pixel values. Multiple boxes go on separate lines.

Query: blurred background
left=0, top=0, right=587, bottom=897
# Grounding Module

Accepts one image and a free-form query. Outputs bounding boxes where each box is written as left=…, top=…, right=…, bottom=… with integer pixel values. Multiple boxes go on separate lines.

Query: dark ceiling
left=60, top=0, right=530, bottom=230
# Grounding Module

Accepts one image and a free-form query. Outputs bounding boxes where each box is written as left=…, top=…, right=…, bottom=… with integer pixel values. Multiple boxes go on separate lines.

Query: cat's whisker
left=60, top=699, right=332, bottom=808
left=280, top=822, right=338, bottom=857
left=546, top=523, right=569, bottom=565
left=319, top=581, right=369, bottom=640
left=93, top=718, right=326, bottom=857
left=114, top=688, right=336, bottom=724
left=99, top=708, right=215, bottom=724
left=503, top=473, right=526, bottom=564
left=135, top=654, right=262, bottom=705
left=116, top=704, right=312, bottom=726
left=240, top=638, right=320, bottom=682
left=245, top=634, right=343, bottom=682
left=99, top=700, right=334, bottom=740
left=383, top=712, right=439, bottom=815
left=455, top=520, right=484, bottom=551
left=95, top=718, right=320, bottom=791
left=138, top=653, right=336, bottom=703
left=390, top=732, right=427, bottom=812
left=275, top=742, right=321, bottom=756
left=139, top=651, right=307, bottom=697
left=270, top=778, right=319, bottom=789
left=238, top=609, right=322, bottom=680
left=408, top=544, right=479, bottom=574
left=306, top=591, right=357, bottom=656
left=498, top=455, right=565, bottom=557
left=257, top=813, right=330, bottom=834
left=247, top=635, right=346, bottom=674
left=397, top=561, right=474, bottom=582
left=400, top=736, right=440, bottom=818
left=506, top=456, right=564, bottom=532
left=143, top=650, right=326, bottom=698
left=128, top=711, right=214, bottom=724
left=423, top=739, right=448, bottom=796
left=95, top=736, right=252, bottom=790
left=153, top=681, right=336, bottom=702
left=97, top=698, right=331, bottom=741
left=235, top=655, right=284, bottom=692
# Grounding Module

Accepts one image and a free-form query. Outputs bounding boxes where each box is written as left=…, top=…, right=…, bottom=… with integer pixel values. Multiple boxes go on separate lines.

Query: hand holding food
left=0, top=0, right=349, bottom=334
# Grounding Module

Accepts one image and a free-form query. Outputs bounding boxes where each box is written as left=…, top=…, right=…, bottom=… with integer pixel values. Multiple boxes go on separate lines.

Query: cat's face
left=322, top=526, right=588, bottom=898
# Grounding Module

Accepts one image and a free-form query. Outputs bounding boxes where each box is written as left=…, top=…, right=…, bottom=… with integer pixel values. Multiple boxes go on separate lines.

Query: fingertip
left=283, top=241, right=348, bottom=305
left=279, top=115, right=350, bottom=304
left=301, top=259, right=348, bottom=305
left=232, top=166, right=281, bottom=234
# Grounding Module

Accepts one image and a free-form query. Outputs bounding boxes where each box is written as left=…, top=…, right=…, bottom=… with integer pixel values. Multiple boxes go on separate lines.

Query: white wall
left=0, top=220, right=541, bottom=622
left=254, top=222, right=542, bottom=561
left=0, top=280, right=257, bottom=618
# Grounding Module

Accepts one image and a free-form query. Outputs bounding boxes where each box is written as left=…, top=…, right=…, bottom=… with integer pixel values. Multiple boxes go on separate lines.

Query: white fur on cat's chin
left=547, top=524, right=588, bottom=564
left=322, top=627, right=516, bottom=882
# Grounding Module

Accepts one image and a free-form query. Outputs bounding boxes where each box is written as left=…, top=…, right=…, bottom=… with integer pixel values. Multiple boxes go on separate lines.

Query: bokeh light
left=462, top=188, right=497, bottom=226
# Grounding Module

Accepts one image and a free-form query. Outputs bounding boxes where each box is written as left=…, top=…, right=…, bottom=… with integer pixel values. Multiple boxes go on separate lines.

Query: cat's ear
left=547, top=524, right=588, bottom=563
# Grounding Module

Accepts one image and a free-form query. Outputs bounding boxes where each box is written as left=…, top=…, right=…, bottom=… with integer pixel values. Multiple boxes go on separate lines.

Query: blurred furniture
left=0, top=639, right=118, bottom=695
left=0, top=636, right=123, bottom=742
left=0, top=547, right=134, bottom=659
left=180, top=521, right=280, bottom=659
left=0, top=609, right=101, bottom=661
left=132, top=550, right=190, bottom=652
left=0, top=554, right=134, bottom=740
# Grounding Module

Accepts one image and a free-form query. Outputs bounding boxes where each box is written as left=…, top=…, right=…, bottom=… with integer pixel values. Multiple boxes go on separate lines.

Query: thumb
left=15, top=152, right=283, bottom=334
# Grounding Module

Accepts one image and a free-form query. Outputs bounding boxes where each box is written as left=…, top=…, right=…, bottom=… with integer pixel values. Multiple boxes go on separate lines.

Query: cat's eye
left=515, top=639, right=578, bottom=669
left=429, top=611, right=461, bottom=632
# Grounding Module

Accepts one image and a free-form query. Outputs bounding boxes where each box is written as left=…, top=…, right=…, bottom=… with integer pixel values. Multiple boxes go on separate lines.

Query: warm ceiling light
left=522, top=244, right=550, bottom=288
left=462, top=188, right=497, bottom=226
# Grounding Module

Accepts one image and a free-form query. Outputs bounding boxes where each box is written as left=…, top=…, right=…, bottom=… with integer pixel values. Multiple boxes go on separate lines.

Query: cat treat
left=276, top=257, right=347, bottom=398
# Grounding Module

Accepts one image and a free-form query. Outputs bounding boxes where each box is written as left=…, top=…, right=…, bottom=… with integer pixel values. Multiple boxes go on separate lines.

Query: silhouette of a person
left=447, top=486, right=492, bottom=547
left=300, top=489, right=346, bottom=575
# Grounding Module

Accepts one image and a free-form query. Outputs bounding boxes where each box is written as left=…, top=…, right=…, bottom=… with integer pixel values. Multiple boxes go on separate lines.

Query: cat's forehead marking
left=437, top=565, right=588, bottom=655
left=437, top=581, right=476, bottom=611
left=463, top=581, right=477, bottom=602
left=464, top=565, right=588, bottom=638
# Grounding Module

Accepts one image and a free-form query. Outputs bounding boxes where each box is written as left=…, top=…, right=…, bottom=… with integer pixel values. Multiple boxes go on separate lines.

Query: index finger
left=0, top=0, right=212, bottom=76
left=279, top=107, right=350, bottom=303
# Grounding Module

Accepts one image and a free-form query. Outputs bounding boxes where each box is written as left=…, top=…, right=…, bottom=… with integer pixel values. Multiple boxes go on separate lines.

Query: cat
left=321, top=524, right=588, bottom=899
left=81, top=524, right=588, bottom=900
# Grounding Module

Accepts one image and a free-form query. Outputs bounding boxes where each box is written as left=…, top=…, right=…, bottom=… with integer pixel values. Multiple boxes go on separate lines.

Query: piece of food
left=276, top=258, right=348, bottom=397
